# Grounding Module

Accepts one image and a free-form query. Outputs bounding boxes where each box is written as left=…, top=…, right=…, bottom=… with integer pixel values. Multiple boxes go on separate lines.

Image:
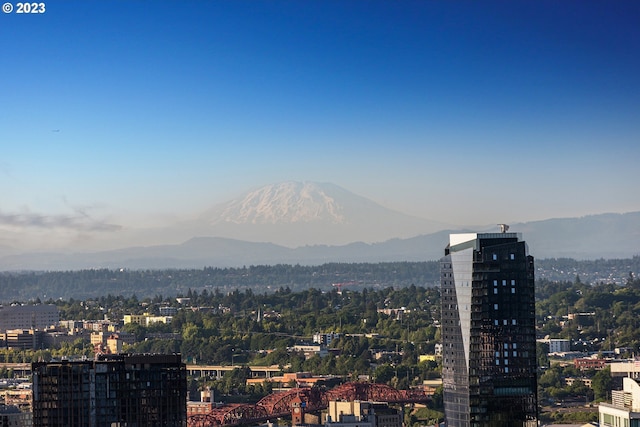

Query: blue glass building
left=441, top=232, right=537, bottom=427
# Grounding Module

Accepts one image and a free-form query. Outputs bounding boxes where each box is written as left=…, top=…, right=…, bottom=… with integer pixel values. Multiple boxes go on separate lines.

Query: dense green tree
left=592, top=367, right=612, bottom=401
left=536, top=342, right=550, bottom=369
left=539, top=367, right=564, bottom=389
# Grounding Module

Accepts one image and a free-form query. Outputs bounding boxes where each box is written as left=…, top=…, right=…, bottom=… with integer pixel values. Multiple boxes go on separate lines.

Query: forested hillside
left=1, top=257, right=638, bottom=302
left=1, top=262, right=439, bottom=301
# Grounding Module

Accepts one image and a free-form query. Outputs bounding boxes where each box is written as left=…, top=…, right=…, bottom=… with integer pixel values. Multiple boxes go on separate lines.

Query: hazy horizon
left=2, top=1, right=639, bottom=251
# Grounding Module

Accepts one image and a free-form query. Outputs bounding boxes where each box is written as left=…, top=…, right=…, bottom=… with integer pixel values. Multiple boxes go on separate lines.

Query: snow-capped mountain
left=207, top=182, right=347, bottom=225
left=198, top=181, right=447, bottom=246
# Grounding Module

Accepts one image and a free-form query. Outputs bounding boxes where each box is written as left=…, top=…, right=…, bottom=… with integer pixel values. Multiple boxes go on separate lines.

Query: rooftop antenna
left=498, top=224, right=509, bottom=233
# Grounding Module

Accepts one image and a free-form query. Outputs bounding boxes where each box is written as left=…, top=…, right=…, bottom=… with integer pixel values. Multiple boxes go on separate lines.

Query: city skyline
left=2, top=1, right=639, bottom=251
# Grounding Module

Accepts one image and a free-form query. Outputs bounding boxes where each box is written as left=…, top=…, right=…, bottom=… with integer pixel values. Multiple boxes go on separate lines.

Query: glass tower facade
left=441, top=233, right=537, bottom=427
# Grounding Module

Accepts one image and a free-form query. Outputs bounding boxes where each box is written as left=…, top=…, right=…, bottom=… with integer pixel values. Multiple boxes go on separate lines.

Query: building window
left=510, top=253, right=515, bottom=260
left=492, top=253, right=497, bottom=260
left=494, top=304, right=498, bottom=310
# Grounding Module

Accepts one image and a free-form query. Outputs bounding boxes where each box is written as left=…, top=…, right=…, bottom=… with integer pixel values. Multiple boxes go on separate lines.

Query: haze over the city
left=1, top=1, right=639, bottom=253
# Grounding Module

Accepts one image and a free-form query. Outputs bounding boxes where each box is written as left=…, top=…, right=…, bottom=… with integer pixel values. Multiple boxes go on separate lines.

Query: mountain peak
left=195, top=181, right=446, bottom=246
left=208, top=181, right=350, bottom=225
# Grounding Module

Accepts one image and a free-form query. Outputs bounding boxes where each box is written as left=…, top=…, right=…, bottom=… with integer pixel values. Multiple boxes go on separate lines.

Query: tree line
left=1, top=256, right=638, bottom=302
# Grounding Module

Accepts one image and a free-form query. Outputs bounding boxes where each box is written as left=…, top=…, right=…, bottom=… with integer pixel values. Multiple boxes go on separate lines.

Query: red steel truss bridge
left=188, top=382, right=431, bottom=427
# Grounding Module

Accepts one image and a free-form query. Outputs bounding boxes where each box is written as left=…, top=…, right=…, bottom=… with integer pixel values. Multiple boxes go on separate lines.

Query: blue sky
left=1, top=1, right=639, bottom=249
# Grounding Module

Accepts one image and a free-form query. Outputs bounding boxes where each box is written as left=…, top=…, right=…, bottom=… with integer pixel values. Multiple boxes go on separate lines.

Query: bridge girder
left=188, top=382, right=430, bottom=427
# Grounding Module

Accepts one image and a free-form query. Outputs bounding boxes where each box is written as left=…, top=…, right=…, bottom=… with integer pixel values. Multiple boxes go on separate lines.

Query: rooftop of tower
left=446, top=232, right=525, bottom=255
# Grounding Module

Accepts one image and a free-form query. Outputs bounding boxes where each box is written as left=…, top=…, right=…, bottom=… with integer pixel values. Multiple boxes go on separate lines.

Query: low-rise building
left=0, top=404, right=32, bottom=426
left=549, top=338, right=571, bottom=353
left=1, top=388, right=32, bottom=411
left=376, top=308, right=409, bottom=321
left=159, top=306, right=178, bottom=316
left=187, top=388, right=221, bottom=418
left=82, top=320, right=112, bottom=332
left=565, top=377, right=593, bottom=388
left=421, top=379, right=443, bottom=396
left=313, top=332, right=341, bottom=346
left=574, top=358, right=607, bottom=371
left=123, top=313, right=172, bottom=327
left=290, top=344, right=328, bottom=359
left=123, top=314, right=146, bottom=325
left=58, top=320, right=83, bottom=332
left=93, top=332, right=134, bottom=355
left=246, top=372, right=339, bottom=389
left=434, top=343, right=442, bottom=357
left=40, top=329, right=85, bottom=348
left=90, top=331, right=107, bottom=347
left=106, top=334, right=123, bottom=354
left=325, top=400, right=402, bottom=427
left=4, top=329, right=41, bottom=350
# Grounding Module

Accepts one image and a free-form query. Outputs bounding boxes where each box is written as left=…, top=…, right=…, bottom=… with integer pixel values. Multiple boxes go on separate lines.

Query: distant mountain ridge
left=511, top=212, right=640, bottom=259
left=0, top=212, right=638, bottom=270
left=0, top=182, right=638, bottom=270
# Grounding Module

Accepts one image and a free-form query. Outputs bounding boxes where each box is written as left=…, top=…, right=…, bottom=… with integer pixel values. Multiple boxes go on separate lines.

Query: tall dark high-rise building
left=32, top=353, right=187, bottom=427
left=441, top=232, right=537, bottom=427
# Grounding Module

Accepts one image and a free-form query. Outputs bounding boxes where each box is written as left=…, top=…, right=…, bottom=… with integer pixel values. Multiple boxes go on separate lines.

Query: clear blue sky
left=1, top=1, right=639, bottom=248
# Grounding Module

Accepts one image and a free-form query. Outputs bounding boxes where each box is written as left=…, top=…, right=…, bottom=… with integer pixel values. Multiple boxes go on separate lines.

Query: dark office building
left=441, top=232, right=537, bottom=427
left=32, top=353, right=187, bottom=427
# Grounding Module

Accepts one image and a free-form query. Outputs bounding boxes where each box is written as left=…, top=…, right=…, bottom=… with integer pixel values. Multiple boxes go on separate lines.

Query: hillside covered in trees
left=1, top=256, right=638, bottom=302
